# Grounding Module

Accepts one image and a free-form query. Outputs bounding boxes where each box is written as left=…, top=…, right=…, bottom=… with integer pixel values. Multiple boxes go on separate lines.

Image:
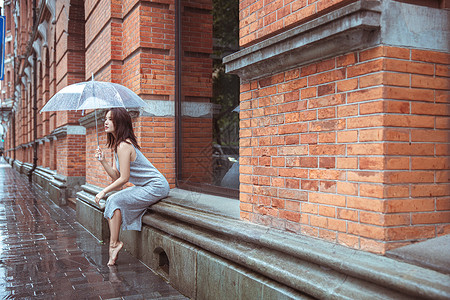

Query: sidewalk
left=0, top=158, right=187, bottom=299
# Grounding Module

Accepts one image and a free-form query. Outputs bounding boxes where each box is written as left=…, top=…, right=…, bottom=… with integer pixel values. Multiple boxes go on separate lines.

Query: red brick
left=337, top=104, right=358, bottom=117
left=385, top=184, right=409, bottom=198
left=309, top=193, right=346, bottom=207
left=386, top=157, right=410, bottom=170
left=411, top=74, right=450, bottom=90
left=412, top=212, right=450, bottom=225
left=385, top=143, right=434, bottom=156
left=411, top=102, right=450, bottom=116
left=308, top=94, right=345, bottom=109
left=337, top=130, right=357, bottom=143
left=359, top=73, right=383, bottom=88
left=383, top=46, right=410, bottom=59
left=411, top=129, right=449, bottom=142
left=337, top=157, right=358, bottom=169
left=411, top=49, right=450, bottom=64
left=301, top=87, right=317, bottom=99
left=359, top=46, right=384, bottom=61
left=359, top=128, right=383, bottom=141
left=384, top=87, right=434, bottom=102
left=347, top=197, right=385, bottom=212
left=319, top=157, right=335, bottom=168
left=384, top=115, right=435, bottom=128
left=337, top=78, right=358, bottom=92
left=301, top=202, right=318, bottom=214
left=411, top=184, right=450, bottom=197
left=436, top=65, right=450, bottom=77
left=411, top=157, right=449, bottom=170
left=301, top=179, right=319, bottom=191
left=347, top=115, right=384, bottom=129
left=437, top=198, right=450, bottom=211
left=348, top=144, right=385, bottom=156
left=309, top=144, right=345, bottom=156
left=310, top=169, right=344, bottom=180
left=308, top=69, right=346, bottom=86
left=384, top=59, right=434, bottom=75
left=385, top=198, right=435, bottom=213
left=319, top=180, right=336, bottom=193
left=348, top=222, right=385, bottom=239
left=336, top=52, right=357, bottom=67
left=337, top=182, right=358, bottom=195
left=347, top=171, right=384, bottom=183
left=384, top=100, right=410, bottom=114
left=347, top=60, right=383, bottom=78
left=384, top=128, right=410, bottom=142
left=280, top=210, right=300, bottom=222
left=385, top=226, right=435, bottom=241
left=347, top=87, right=383, bottom=103
left=319, top=205, right=336, bottom=218
left=337, top=233, right=359, bottom=248
left=318, top=132, right=336, bottom=143
left=360, top=183, right=384, bottom=198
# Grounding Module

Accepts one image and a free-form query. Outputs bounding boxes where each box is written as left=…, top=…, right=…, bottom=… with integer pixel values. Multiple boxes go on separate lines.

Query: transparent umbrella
left=40, top=78, right=149, bottom=148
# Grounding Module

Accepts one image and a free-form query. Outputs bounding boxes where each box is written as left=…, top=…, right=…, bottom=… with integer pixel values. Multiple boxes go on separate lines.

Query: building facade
left=1, top=0, right=449, bottom=298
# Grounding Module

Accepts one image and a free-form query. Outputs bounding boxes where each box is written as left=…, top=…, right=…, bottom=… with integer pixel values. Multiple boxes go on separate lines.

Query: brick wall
left=85, top=126, right=112, bottom=188
left=134, top=116, right=176, bottom=186
left=239, top=45, right=450, bottom=253
left=84, top=0, right=177, bottom=188
left=239, top=0, right=356, bottom=46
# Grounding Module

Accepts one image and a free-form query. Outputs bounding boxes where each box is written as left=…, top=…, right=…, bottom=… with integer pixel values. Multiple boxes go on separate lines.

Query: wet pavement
left=0, top=158, right=187, bottom=299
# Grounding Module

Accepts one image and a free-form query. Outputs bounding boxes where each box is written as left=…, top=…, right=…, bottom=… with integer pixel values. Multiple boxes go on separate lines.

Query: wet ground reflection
left=0, top=159, right=186, bottom=299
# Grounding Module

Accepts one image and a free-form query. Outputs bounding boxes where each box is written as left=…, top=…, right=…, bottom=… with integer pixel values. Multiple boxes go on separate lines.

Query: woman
left=94, top=107, right=170, bottom=266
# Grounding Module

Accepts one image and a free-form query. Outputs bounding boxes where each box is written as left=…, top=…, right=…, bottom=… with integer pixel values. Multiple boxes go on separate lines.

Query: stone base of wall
left=76, top=186, right=450, bottom=299
left=9, top=158, right=85, bottom=207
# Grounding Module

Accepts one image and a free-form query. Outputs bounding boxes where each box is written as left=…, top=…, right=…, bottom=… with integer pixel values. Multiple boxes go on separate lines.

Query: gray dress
left=104, top=145, right=170, bottom=231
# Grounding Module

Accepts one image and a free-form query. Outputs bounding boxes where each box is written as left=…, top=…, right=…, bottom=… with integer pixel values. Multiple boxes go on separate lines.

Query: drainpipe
left=28, top=0, right=38, bottom=182
left=11, top=110, right=17, bottom=164
left=12, top=111, right=15, bottom=162
left=175, top=0, right=182, bottom=183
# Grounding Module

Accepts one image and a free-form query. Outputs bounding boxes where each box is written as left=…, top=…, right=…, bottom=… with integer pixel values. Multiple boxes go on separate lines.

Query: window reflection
left=179, top=0, right=240, bottom=197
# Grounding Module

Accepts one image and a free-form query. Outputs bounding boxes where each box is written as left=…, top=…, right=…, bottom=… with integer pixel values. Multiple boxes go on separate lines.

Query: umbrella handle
left=97, top=146, right=103, bottom=161
left=94, top=108, right=102, bottom=161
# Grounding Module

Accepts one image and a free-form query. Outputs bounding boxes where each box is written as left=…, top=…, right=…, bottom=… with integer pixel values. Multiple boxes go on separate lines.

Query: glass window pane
left=179, top=0, right=240, bottom=197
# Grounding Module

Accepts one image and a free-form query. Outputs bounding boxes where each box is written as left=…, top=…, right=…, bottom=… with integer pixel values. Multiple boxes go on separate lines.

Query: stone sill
left=164, top=188, right=240, bottom=220
left=76, top=184, right=450, bottom=299
left=78, top=185, right=240, bottom=219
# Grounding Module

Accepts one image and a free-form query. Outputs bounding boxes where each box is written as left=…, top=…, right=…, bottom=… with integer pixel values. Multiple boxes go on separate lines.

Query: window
left=5, top=5, right=11, bottom=32
left=177, top=0, right=240, bottom=198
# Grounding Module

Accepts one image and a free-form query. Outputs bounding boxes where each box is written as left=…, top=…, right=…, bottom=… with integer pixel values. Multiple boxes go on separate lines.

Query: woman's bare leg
left=107, top=209, right=123, bottom=266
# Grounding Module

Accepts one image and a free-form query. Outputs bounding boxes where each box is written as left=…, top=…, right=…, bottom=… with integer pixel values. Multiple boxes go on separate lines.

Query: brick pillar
left=84, top=0, right=176, bottom=189
left=226, top=0, right=450, bottom=254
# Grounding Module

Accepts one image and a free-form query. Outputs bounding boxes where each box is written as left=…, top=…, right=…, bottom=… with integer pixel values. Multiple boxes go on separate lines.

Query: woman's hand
left=95, top=190, right=106, bottom=204
left=95, top=147, right=104, bottom=162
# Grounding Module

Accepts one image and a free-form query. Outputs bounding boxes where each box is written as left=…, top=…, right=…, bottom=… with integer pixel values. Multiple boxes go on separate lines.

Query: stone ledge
left=76, top=183, right=114, bottom=210
left=148, top=202, right=450, bottom=300
left=165, top=188, right=240, bottom=219
left=75, top=185, right=450, bottom=299
left=224, top=0, right=381, bottom=81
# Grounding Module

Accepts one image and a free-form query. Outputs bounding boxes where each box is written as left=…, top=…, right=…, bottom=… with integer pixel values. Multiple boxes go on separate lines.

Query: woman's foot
left=107, top=241, right=123, bottom=266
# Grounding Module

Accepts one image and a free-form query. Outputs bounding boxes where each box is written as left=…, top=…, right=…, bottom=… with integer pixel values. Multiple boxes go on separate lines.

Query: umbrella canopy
left=40, top=79, right=149, bottom=150
left=40, top=80, right=148, bottom=112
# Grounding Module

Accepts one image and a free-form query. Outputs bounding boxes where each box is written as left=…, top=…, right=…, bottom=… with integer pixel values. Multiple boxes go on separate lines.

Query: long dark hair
left=105, top=108, right=140, bottom=152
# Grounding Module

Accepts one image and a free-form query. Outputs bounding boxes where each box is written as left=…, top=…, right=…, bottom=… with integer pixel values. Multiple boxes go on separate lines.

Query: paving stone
left=0, top=159, right=188, bottom=299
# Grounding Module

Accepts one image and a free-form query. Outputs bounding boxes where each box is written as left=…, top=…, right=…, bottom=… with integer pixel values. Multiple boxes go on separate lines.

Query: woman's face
left=104, top=111, right=115, bottom=134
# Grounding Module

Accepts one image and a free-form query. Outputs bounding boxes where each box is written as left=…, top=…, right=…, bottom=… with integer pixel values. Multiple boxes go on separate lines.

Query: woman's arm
left=95, top=143, right=132, bottom=203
